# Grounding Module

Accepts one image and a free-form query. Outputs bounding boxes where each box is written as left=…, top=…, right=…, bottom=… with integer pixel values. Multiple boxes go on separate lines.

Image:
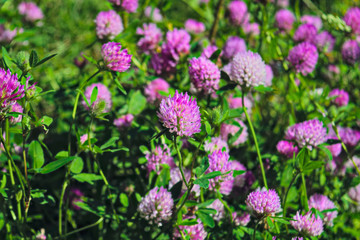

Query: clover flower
left=145, top=144, right=175, bottom=175
left=68, top=188, right=84, bottom=210
left=337, top=126, right=360, bottom=147
left=9, top=102, right=23, bottom=124
left=169, top=168, right=200, bottom=197
left=227, top=1, right=249, bottom=26
left=309, top=194, right=337, bottom=226
left=315, top=31, right=335, bottom=53
left=344, top=7, right=360, bottom=35
left=328, top=89, right=349, bottom=106
left=82, top=83, right=112, bottom=113
left=18, top=2, right=44, bottom=22
left=114, top=114, right=134, bottom=129
left=277, top=140, right=299, bottom=158
left=144, top=78, right=169, bottom=104
left=301, top=15, right=322, bottom=30
left=101, top=42, right=132, bottom=72
left=0, top=69, right=26, bottom=114
left=204, top=137, right=229, bottom=153
left=144, top=7, right=163, bottom=22
left=188, top=57, right=220, bottom=94
left=209, top=199, right=225, bottom=222
left=288, top=42, right=318, bottom=76
left=95, top=10, right=123, bottom=40
left=220, top=119, right=248, bottom=146
left=265, top=65, right=273, bottom=87
left=290, top=211, right=324, bottom=236
left=246, top=188, right=281, bottom=218
left=341, top=40, right=360, bottom=65
left=227, top=94, right=252, bottom=113
left=136, top=23, right=162, bottom=54
left=201, top=45, right=219, bottom=59
left=293, top=24, right=317, bottom=44
left=348, top=184, right=360, bottom=210
left=158, top=91, right=201, bottom=137
left=275, top=9, right=295, bottom=32
left=0, top=25, right=18, bottom=43
left=173, top=217, right=207, bottom=240
left=150, top=53, right=177, bottom=75
left=291, top=119, right=327, bottom=149
left=232, top=212, right=250, bottom=226
left=162, top=29, right=191, bottom=62
left=325, top=138, right=342, bottom=157
left=231, top=160, right=247, bottom=188
left=185, top=19, right=205, bottom=34
left=121, top=0, right=139, bottom=13
left=243, top=22, right=260, bottom=36
left=138, top=186, right=174, bottom=226
left=223, top=36, right=247, bottom=60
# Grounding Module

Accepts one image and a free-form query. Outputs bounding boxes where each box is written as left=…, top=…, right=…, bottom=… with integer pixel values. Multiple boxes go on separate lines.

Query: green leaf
left=201, top=171, right=222, bottom=179
left=82, top=54, right=97, bottom=65
left=220, top=71, right=231, bottom=82
left=55, top=151, right=68, bottom=159
left=266, top=216, right=275, bottom=229
left=69, top=157, right=84, bottom=174
left=29, top=50, right=38, bottom=67
left=114, top=77, right=127, bottom=95
left=205, top=121, right=211, bottom=135
left=253, top=85, right=273, bottom=93
left=90, top=86, right=98, bottom=104
left=303, top=160, right=324, bottom=172
left=198, top=208, right=217, bottom=214
left=193, top=178, right=209, bottom=189
left=296, top=148, right=310, bottom=170
left=209, top=49, right=221, bottom=62
left=120, top=193, right=129, bottom=207
left=34, top=53, right=57, bottom=67
left=272, top=217, right=290, bottom=224
left=197, top=211, right=215, bottom=228
left=72, top=173, right=103, bottom=184
left=28, top=141, right=45, bottom=169
left=2, top=47, right=12, bottom=70
left=195, top=157, right=209, bottom=177
left=233, top=170, right=246, bottom=177
left=351, top=176, right=360, bottom=187
left=100, top=137, right=119, bottom=150
left=36, top=116, right=53, bottom=127
left=139, top=145, right=149, bottom=154
left=155, top=165, right=170, bottom=187
left=39, top=157, right=76, bottom=174
left=178, top=218, right=198, bottom=226
left=318, top=145, right=333, bottom=161
left=128, top=90, right=146, bottom=115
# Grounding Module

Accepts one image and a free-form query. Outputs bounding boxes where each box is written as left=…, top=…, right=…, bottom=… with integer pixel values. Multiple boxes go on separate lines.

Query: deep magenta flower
left=293, top=24, right=317, bottom=44
left=223, top=36, right=246, bottom=59
left=246, top=188, right=281, bottom=217
left=275, top=9, right=295, bottom=32
left=288, top=42, right=318, bottom=76
left=68, top=188, right=84, bottom=211
left=82, top=83, right=112, bottom=113
left=344, top=7, right=360, bottom=35
left=325, top=138, right=342, bottom=157
left=341, top=40, right=360, bottom=65
left=188, top=57, right=220, bottom=94
left=144, top=78, right=169, bottom=104
left=9, top=102, right=23, bottom=124
left=173, top=217, right=207, bottom=239
left=150, top=53, right=177, bottom=75
left=0, top=69, right=26, bottom=112
left=204, top=137, right=229, bottom=153
left=136, top=23, right=162, bottom=54
left=101, top=42, right=132, bottom=72
left=301, top=15, right=322, bottom=30
left=18, top=2, right=44, bottom=22
left=232, top=212, right=250, bottom=226
left=328, top=89, right=349, bottom=106
left=315, top=31, right=335, bottom=53
left=162, top=28, right=191, bottom=62
left=108, top=0, right=138, bottom=12
left=138, top=186, right=174, bottom=226
left=185, top=19, right=205, bottom=34
left=114, top=114, right=134, bottom=129
left=220, top=119, right=248, bottom=146
left=145, top=144, right=175, bottom=175
left=230, top=50, right=267, bottom=87
left=157, top=91, right=201, bottom=137
left=290, top=211, right=324, bottom=236
left=277, top=140, right=299, bottom=158
left=309, top=194, right=338, bottom=226
left=95, top=10, right=123, bottom=40
left=227, top=0, right=249, bottom=26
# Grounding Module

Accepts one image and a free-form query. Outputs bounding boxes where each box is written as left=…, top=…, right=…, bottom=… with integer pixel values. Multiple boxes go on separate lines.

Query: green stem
left=174, top=136, right=189, bottom=189
left=257, top=4, right=268, bottom=53
left=242, top=92, right=268, bottom=189
left=217, top=191, right=233, bottom=237
left=58, top=178, right=68, bottom=237
left=55, top=217, right=103, bottom=239
left=209, top=0, right=225, bottom=43
left=282, top=171, right=299, bottom=219
left=301, top=173, right=309, bottom=211
left=252, top=220, right=259, bottom=240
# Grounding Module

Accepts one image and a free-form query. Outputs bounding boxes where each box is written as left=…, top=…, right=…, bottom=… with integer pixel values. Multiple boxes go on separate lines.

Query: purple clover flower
left=231, top=160, right=247, bottom=189
left=293, top=23, right=318, bottom=44
left=341, top=40, right=360, bottom=65
left=308, top=194, right=338, bottom=226
left=169, top=168, right=200, bottom=197
left=291, top=119, right=327, bottom=149
left=114, top=114, right=134, bottom=129
left=185, top=19, right=205, bottom=34
left=204, top=137, right=229, bottom=153
left=230, top=50, right=267, bottom=87
left=246, top=188, right=281, bottom=218
left=145, top=144, right=175, bottom=175
left=18, top=2, right=44, bottom=22
left=227, top=1, right=249, bottom=27
left=144, top=78, right=169, bottom=104
left=328, top=89, right=349, bottom=106
left=275, top=9, right=295, bottom=33
left=101, top=42, right=132, bottom=72
left=157, top=91, right=201, bottom=137
left=301, top=15, right=322, bottom=30
left=243, top=22, right=260, bottom=36
left=150, top=53, right=177, bottom=75
left=223, top=36, right=246, bottom=60
left=209, top=199, right=225, bottom=222
left=82, top=83, right=112, bottom=113
left=201, top=45, right=219, bottom=59
left=227, top=94, right=252, bottom=113
left=338, top=126, right=360, bottom=147
left=277, top=140, right=299, bottom=158
left=188, top=57, right=221, bottom=94
left=265, top=65, right=273, bottom=87
left=0, top=69, right=26, bottom=113
left=348, top=184, right=360, bottom=204
left=144, top=7, right=163, bottom=22
left=136, top=23, right=162, bottom=54
left=138, top=186, right=174, bottom=226
left=162, top=28, right=191, bottom=62
left=9, top=102, right=23, bottom=124
left=220, top=119, right=248, bottom=146
left=344, top=7, right=360, bottom=35
left=0, top=25, right=19, bottom=43
left=232, top=212, right=250, bottom=226
left=315, top=31, right=335, bottom=53
left=288, top=42, right=318, bottom=76
left=173, top=217, right=207, bottom=239
left=290, top=211, right=324, bottom=236
left=95, top=10, right=123, bottom=40
left=121, top=0, right=138, bottom=13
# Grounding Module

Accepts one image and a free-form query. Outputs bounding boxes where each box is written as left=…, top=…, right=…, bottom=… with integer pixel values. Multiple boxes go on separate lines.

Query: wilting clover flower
left=162, top=29, right=191, bottom=62
left=277, top=140, right=298, bottom=158
left=0, top=69, right=26, bottom=114
left=246, top=188, right=281, bottom=218
left=82, top=83, right=112, bottom=113
left=232, top=212, right=250, bottom=226
left=9, top=102, right=23, bottom=124
left=157, top=91, right=201, bottom=137
left=144, top=78, right=169, bottom=104
left=293, top=24, right=317, bottom=44
left=223, top=36, right=247, bottom=60
left=95, top=10, right=123, bottom=40
left=101, top=42, right=132, bottom=72
left=220, top=119, right=248, bottom=146
left=204, top=137, right=229, bottom=153
left=288, top=42, right=318, bottom=76
left=344, top=7, right=360, bottom=35
left=18, top=2, right=44, bottom=22
left=138, top=186, right=174, bottom=226
left=144, top=7, right=163, bottom=22
left=227, top=1, right=249, bottom=27
left=265, top=65, right=273, bottom=87
left=108, top=0, right=138, bottom=13
left=145, top=144, right=175, bottom=175
left=301, top=15, right=322, bottom=30
left=230, top=50, right=267, bottom=88
left=243, top=22, right=260, bottom=36
left=275, top=9, right=295, bottom=33
left=188, top=57, right=221, bottom=94
left=185, top=19, right=205, bottom=34
left=341, top=40, right=360, bottom=65
left=328, top=89, right=349, bottom=106
left=136, top=23, right=162, bottom=54
left=315, top=31, right=335, bottom=53
left=290, top=211, right=324, bottom=236
left=169, top=168, right=200, bottom=197
left=207, top=150, right=234, bottom=195
left=309, top=194, right=338, bottom=226
left=173, top=217, right=207, bottom=240
left=293, top=119, right=327, bottom=149
left=114, top=114, right=134, bottom=129
left=209, top=199, right=225, bottom=222
left=201, top=45, right=219, bottom=59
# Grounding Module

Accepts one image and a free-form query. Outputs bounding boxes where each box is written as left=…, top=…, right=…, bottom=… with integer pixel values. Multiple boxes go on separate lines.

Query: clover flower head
left=18, top=2, right=44, bottom=22
left=101, top=42, right=132, bottom=72
left=301, top=15, right=322, bottom=30
left=232, top=212, right=250, bottom=226
left=277, top=140, right=298, bottom=158
left=144, top=78, right=169, bottom=104
left=227, top=1, right=249, bottom=26
left=204, top=137, right=229, bottom=153
left=209, top=199, right=225, bottom=222
left=344, top=7, right=360, bottom=35
left=144, top=7, right=163, bottom=22
left=220, top=119, right=248, bottom=146
left=188, top=57, right=220, bottom=94
left=328, top=89, right=349, bottom=106
left=95, top=10, right=123, bottom=40
left=223, top=36, right=247, bottom=59
left=315, top=31, right=335, bottom=53
left=9, top=102, right=23, bottom=124
left=136, top=23, right=162, bottom=54
left=290, top=211, right=324, bottom=236
left=309, top=194, right=337, bottom=226
left=293, top=24, right=317, bottom=44
left=162, top=28, right=191, bottom=62
left=82, top=83, right=112, bottom=113
left=114, top=114, right=134, bottom=129
left=146, top=144, right=175, bottom=175
left=275, top=9, right=295, bottom=32
left=185, top=19, right=205, bottom=34
left=288, top=42, right=318, bottom=76
left=341, top=40, right=360, bottom=65
left=173, top=217, right=207, bottom=240
left=246, top=188, right=281, bottom=217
